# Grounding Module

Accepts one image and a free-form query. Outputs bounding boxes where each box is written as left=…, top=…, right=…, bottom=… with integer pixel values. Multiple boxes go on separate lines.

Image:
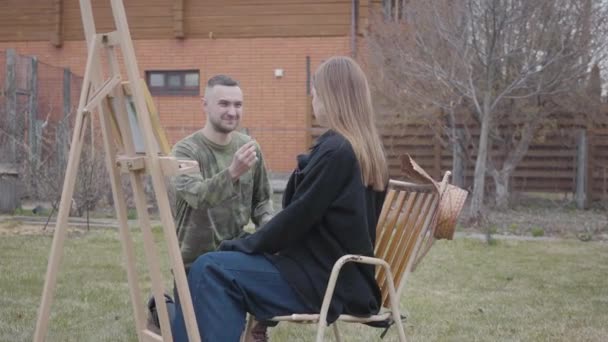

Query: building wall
left=0, top=0, right=374, bottom=42
left=0, top=37, right=351, bottom=172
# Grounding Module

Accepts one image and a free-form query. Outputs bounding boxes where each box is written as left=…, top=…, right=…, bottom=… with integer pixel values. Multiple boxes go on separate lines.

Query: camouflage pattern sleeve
left=171, top=143, right=237, bottom=209
left=251, top=144, right=274, bottom=229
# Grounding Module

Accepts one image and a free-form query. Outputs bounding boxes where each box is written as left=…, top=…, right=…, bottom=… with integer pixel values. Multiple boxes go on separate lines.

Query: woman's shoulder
left=315, top=130, right=353, bottom=155
left=306, top=131, right=356, bottom=171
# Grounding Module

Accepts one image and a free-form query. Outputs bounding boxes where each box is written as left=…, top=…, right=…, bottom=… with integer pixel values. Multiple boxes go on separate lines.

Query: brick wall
left=0, top=37, right=351, bottom=172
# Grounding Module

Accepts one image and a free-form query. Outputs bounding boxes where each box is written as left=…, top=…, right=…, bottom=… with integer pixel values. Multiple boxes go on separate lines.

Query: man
left=147, top=75, right=273, bottom=341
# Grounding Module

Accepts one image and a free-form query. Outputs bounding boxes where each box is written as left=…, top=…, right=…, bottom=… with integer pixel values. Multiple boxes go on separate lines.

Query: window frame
left=145, top=69, right=200, bottom=96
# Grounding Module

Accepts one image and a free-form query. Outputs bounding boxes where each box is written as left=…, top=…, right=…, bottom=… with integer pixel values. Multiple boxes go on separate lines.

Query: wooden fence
left=380, top=122, right=607, bottom=203
left=0, top=49, right=84, bottom=212
left=308, top=100, right=608, bottom=205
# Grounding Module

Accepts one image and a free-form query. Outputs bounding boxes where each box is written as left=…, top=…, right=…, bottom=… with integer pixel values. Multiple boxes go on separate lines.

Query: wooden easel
left=33, top=0, right=200, bottom=341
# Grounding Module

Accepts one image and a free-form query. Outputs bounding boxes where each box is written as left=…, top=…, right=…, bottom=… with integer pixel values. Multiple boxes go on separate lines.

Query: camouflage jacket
left=171, top=130, right=273, bottom=269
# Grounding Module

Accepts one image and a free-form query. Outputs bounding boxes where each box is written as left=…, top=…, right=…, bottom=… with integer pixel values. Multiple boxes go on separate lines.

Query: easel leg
left=98, top=99, right=147, bottom=341
left=110, top=0, right=200, bottom=339
left=105, top=46, right=174, bottom=340
left=34, top=37, right=102, bottom=342
left=33, top=112, right=90, bottom=342
left=129, top=172, right=175, bottom=340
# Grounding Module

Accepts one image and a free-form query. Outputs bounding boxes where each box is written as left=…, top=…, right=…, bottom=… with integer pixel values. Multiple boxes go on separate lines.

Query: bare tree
left=367, top=0, right=608, bottom=220
left=0, top=107, right=110, bottom=219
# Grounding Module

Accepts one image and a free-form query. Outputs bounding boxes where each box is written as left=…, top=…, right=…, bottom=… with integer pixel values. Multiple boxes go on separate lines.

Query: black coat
left=219, top=130, right=384, bottom=323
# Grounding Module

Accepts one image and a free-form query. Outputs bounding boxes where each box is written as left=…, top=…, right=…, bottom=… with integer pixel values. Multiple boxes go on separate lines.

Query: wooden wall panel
left=0, top=1, right=53, bottom=41
left=590, top=127, right=608, bottom=200
left=61, top=0, right=174, bottom=40
left=184, top=0, right=352, bottom=38
left=1, top=0, right=370, bottom=42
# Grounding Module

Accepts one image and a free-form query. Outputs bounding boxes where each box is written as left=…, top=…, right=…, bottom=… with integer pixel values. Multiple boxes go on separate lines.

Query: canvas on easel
left=33, top=1, right=200, bottom=341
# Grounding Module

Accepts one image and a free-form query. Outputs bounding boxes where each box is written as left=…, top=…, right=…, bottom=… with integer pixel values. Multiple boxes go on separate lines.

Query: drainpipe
left=351, top=0, right=359, bottom=58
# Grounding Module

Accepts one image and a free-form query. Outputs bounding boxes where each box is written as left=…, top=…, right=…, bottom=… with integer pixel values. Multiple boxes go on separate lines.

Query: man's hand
left=228, top=140, right=258, bottom=181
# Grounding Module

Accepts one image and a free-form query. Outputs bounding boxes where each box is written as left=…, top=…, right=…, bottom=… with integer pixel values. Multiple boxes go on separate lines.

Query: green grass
left=1, top=228, right=607, bottom=341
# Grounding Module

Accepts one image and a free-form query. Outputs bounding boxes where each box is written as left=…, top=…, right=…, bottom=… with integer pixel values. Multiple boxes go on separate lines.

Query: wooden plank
left=33, top=34, right=99, bottom=342
left=0, top=3, right=52, bottom=41
left=103, top=11, right=175, bottom=342
left=62, top=0, right=174, bottom=40
left=27, top=57, right=39, bottom=163
left=193, top=24, right=349, bottom=38
left=186, top=14, right=351, bottom=28
left=193, top=0, right=351, bottom=4
left=110, top=0, right=200, bottom=339
left=375, top=189, right=396, bottom=243
left=0, top=176, right=21, bottom=213
left=381, top=193, right=421, bottom=301
left=173, top=0, right=184, bottom=38
left=2, top=0, right=359, bottom=40
left=433, top=137, right=442, bottom=179
left=142, top=330, right=163, bottom=342
left=456, top=169, right=575, bottom=178
left=5, top=49, right=17, bottom=163
left=392, top=194, right=438, bottom=305
left=186, top=3, right=352, bottom=16
left=57, top=68, right=71, bottom=169
left=376, top=192, right=413, bottom=304
left=142, top=79, right=172, bottom=155
left=51, top=0, right=63, bottom=47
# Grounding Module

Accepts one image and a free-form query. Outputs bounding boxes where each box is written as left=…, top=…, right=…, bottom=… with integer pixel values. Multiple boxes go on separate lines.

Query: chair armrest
left=318, top=255, right=398, bottom=325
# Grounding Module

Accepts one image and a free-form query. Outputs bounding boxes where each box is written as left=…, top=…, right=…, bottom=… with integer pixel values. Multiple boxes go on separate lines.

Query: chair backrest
left=374, top=179, right=442, bottom=308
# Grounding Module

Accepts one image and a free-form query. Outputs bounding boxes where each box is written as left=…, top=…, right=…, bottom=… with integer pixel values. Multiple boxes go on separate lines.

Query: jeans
left=171, top=251, right=314, bottom=342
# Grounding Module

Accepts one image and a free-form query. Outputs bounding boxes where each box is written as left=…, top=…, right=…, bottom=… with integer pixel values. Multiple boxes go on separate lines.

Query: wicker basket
left=400, top=154, right=468, bottom=240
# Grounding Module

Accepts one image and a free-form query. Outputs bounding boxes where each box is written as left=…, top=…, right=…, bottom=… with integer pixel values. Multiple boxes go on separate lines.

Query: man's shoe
left=245, top=321, right=269, bottom=342
left=146, top=308, right=162, bottom=335
left=146, top=295, right=162, bottom=335
left=146, top=293, right=175, bottom=335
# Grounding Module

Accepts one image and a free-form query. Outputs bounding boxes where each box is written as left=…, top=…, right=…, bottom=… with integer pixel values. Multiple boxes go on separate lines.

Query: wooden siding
left=591, top=128, right=608, bottom=200
left=1, top=0, right=375, bottom=42
left=61, top=0, right=176, bottom=40
left=0, top=1, right=54, bottom=41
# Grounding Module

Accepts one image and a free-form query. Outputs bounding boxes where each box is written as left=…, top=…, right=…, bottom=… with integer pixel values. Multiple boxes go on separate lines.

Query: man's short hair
left=207, top=75, right=239, bottom=88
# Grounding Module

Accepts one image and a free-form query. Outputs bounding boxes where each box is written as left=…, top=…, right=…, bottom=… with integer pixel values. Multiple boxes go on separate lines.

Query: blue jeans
left=171, top=251, right=314, bottom=342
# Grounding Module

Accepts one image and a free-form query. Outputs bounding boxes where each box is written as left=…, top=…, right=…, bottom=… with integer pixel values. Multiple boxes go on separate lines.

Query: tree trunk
left=491, top=121, right=538, bottom=211
left=493, top=170, right=510, bottom=210
left=469, top=110, right=491, bottom=220
left=452, top=129, right=465, bottom=188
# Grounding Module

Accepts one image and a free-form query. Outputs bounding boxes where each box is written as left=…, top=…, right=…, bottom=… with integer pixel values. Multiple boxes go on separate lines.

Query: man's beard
left=210, top=118, right=238, bottom=134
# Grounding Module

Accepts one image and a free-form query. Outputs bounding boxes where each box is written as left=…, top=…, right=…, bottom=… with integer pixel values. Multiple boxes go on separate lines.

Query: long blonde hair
left=313, top=56, right=388, bottom=191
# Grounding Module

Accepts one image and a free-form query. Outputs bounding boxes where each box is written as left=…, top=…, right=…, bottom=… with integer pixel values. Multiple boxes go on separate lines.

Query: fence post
left=2, top=49, right=20, bottom=212
left=452, top=128, right=465, bottom=187
left=57, top=68, right=71, bottom=170
left=4, top=49, right=17, bottom=163
left=434, top=134, right=442, bottom=180
left=575, top=129, right=589, bottom=209
left=28, top=56, right=39, bottom=165
left=587, top=129, right=596, bottom=203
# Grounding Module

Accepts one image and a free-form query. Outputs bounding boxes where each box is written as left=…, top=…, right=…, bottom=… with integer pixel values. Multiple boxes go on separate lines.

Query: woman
left=172, top=56, right=389, bottom=341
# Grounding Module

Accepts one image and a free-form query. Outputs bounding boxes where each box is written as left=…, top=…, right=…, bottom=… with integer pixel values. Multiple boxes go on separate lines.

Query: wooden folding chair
left=242, top=172, right=451, bottom=342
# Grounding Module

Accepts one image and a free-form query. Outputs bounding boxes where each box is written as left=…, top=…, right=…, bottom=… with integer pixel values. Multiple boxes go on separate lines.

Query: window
left=145, top=70, right=200, bottom=96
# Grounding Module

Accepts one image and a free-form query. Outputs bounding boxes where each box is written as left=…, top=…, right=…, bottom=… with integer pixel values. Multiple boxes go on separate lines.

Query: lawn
left=1, top=224, right=607, bottom=341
